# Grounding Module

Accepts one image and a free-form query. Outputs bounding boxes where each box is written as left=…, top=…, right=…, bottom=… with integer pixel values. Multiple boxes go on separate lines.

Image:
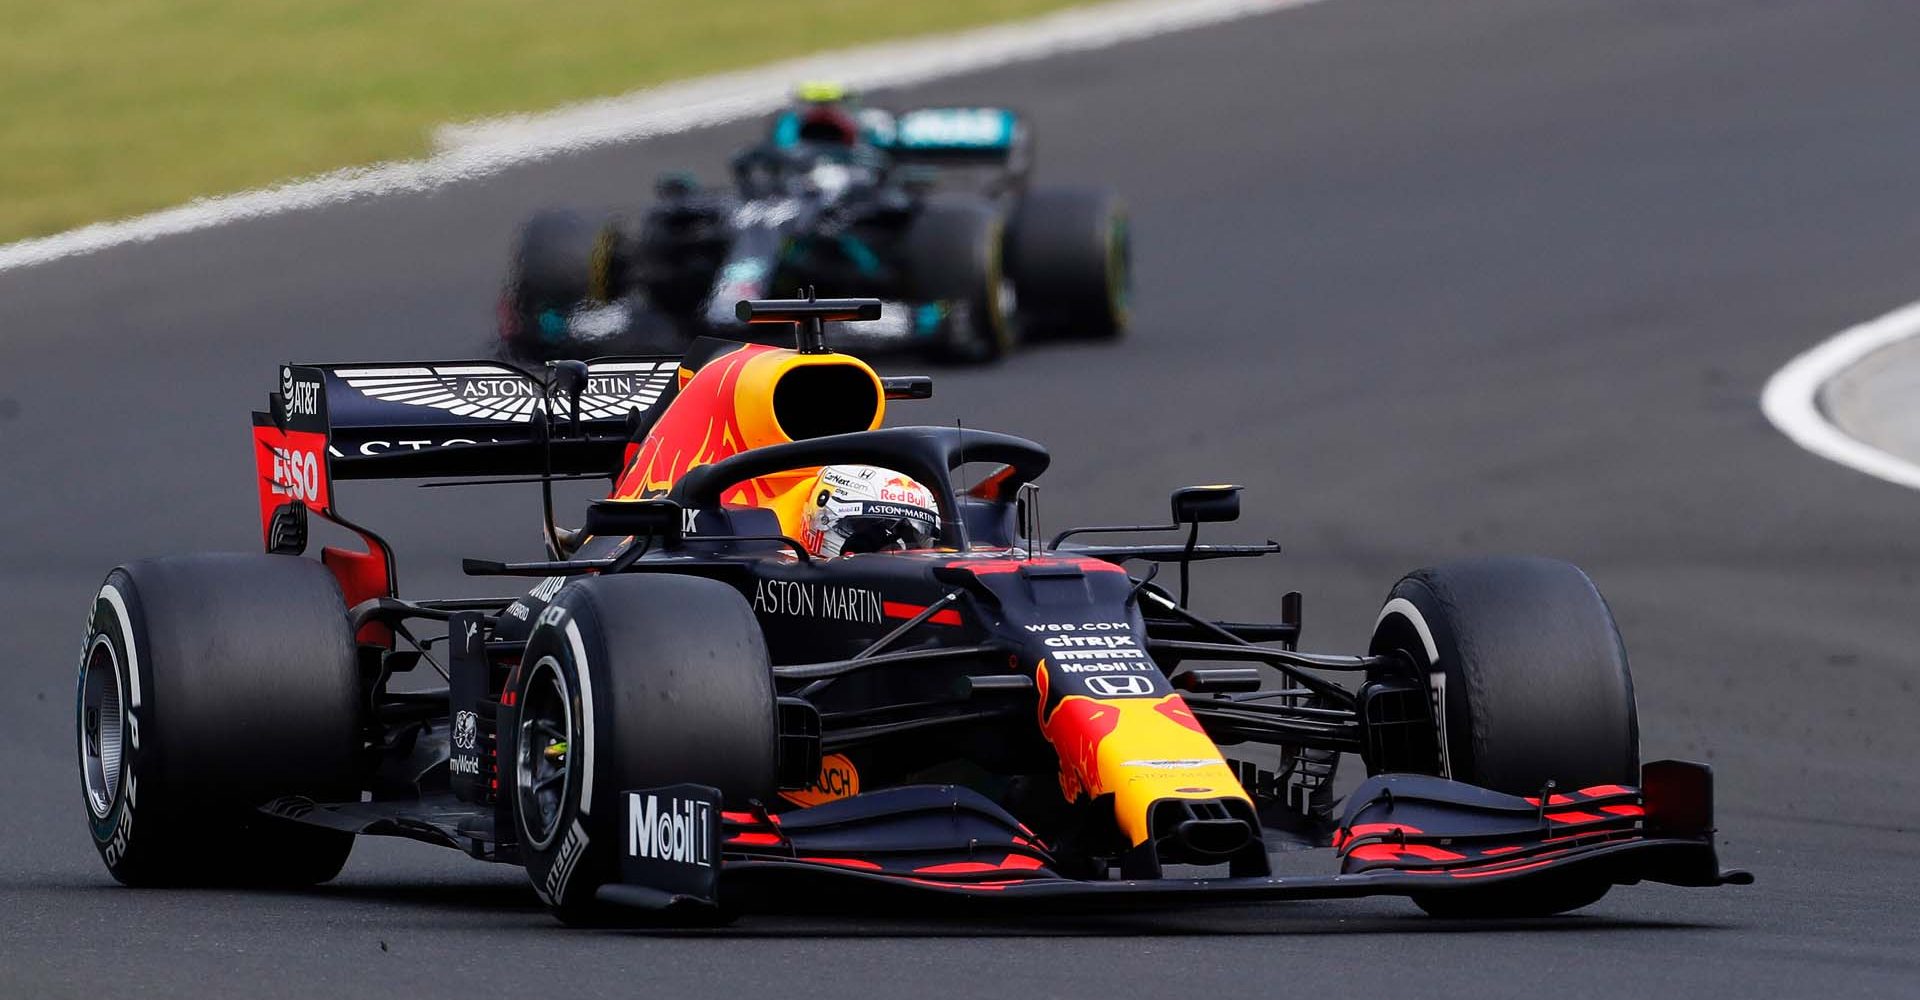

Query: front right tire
left=1367, top=556, right=1639, bottom=917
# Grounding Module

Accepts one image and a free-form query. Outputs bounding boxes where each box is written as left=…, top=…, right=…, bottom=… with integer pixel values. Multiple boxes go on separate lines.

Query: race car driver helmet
left=793, top=81, right=862, bottom=147
left=801, top=465, right=940, bottom=558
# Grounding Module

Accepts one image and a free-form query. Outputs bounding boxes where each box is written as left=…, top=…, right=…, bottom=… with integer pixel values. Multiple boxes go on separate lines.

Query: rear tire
left=1005, top=187, right=1130, bottom=340
left=79, top=554, right=361, bottom=887
left=510, top=574, right=777, bottom=925
left=905, top=200, right=1014, bottom=364
left=500, top=209, right=615, bottom=359
left=1367, top=556, right=1638, bottom=917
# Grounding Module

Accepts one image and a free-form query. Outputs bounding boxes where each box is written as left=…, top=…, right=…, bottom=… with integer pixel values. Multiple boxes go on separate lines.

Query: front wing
left=604, top=760, right=1749, bottom=913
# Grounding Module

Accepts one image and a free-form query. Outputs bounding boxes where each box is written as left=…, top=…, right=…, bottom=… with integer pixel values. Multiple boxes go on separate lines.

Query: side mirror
left=1171, top=484, right=1242, bottom=525
left=583, top=498, right=685, bottom=545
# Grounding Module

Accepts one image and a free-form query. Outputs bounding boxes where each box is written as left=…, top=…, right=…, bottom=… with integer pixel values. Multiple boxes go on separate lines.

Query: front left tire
left=509, top=574, right=778, bottom=925
left=1367, top=555, right=1639, bottom=917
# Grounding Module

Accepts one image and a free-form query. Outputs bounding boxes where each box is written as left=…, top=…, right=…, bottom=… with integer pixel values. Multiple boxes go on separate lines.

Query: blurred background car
left=498, top=83, right=1130, bottom=363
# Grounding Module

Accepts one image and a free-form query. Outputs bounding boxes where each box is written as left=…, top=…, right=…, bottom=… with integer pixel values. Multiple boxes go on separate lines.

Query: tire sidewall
left=512, top=601, right=614, bottom=915
left=79, top=573, right=154, bottom=876
left=1370, top=577, right=1477, bottom=782
left=1102, top=205, right=1131, bottom=331
left=962, top=212, right=1012, bottom=361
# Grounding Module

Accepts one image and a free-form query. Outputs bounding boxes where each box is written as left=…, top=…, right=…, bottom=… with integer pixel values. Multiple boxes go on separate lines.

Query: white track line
left=0, top=0, right=1325, bottom=275
left=1761, top=298, right=1920, bottom=491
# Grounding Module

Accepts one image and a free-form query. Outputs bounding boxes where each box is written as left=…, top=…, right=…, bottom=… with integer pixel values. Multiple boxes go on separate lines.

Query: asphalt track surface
left=4, top=1, right=1919, bottom=996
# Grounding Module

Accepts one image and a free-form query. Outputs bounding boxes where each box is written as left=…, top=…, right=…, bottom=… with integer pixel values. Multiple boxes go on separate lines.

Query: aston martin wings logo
left=335, top=362, right=675, bottom=423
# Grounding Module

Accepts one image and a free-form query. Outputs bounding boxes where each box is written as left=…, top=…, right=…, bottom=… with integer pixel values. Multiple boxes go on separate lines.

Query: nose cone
left=1036, top=685, right=1250, bottom=847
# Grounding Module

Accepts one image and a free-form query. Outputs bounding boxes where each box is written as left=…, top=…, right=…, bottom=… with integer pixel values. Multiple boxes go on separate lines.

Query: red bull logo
left=876, top=475, right=929, bottom=505
left=1040, top=696, right=1123, bottom=803
left=1035, top=659, right=1249, bottom=846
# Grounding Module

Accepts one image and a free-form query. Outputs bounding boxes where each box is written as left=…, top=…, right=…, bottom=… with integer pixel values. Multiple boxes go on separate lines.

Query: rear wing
left=870, top=107, right=1031, bottom=182
left=250, top=357, right=679, bottom=549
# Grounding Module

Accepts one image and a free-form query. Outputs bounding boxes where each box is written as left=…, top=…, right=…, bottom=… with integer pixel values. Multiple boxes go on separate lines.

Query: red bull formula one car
left=76, top=297, right=1747, bottom=923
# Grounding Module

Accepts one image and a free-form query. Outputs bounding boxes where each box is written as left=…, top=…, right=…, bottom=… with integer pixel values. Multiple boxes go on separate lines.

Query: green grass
left=0, top=0, right=1088, bottom=243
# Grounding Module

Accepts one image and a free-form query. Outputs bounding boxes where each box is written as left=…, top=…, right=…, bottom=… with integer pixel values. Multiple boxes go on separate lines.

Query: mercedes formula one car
left=77, top=297, right=1745, bottom=924
left=498, top=84, right=1128, bottom=365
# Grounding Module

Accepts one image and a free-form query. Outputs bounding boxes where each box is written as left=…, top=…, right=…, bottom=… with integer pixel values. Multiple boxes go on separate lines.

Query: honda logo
left=1085, top=674, right=1154, bottom=697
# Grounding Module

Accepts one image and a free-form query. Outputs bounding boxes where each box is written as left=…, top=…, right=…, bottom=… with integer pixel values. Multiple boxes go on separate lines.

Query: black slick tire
left=905, top=200, right=1014, bottom=364
left=1367, top=556, right=1638, bottom=917
left=510, top=574, right=777, bottom=925
left=78, top=554, right=361, bottom=887
left=1005, top=187, right=1129, bottom=340
left=501, top=209, right=613, bottom=359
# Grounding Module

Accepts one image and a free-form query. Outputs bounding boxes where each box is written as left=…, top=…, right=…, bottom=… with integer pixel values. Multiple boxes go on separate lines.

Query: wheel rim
left=516, top=657, right=574, bottom=851
left=80, top=635, right=124, bottom=819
